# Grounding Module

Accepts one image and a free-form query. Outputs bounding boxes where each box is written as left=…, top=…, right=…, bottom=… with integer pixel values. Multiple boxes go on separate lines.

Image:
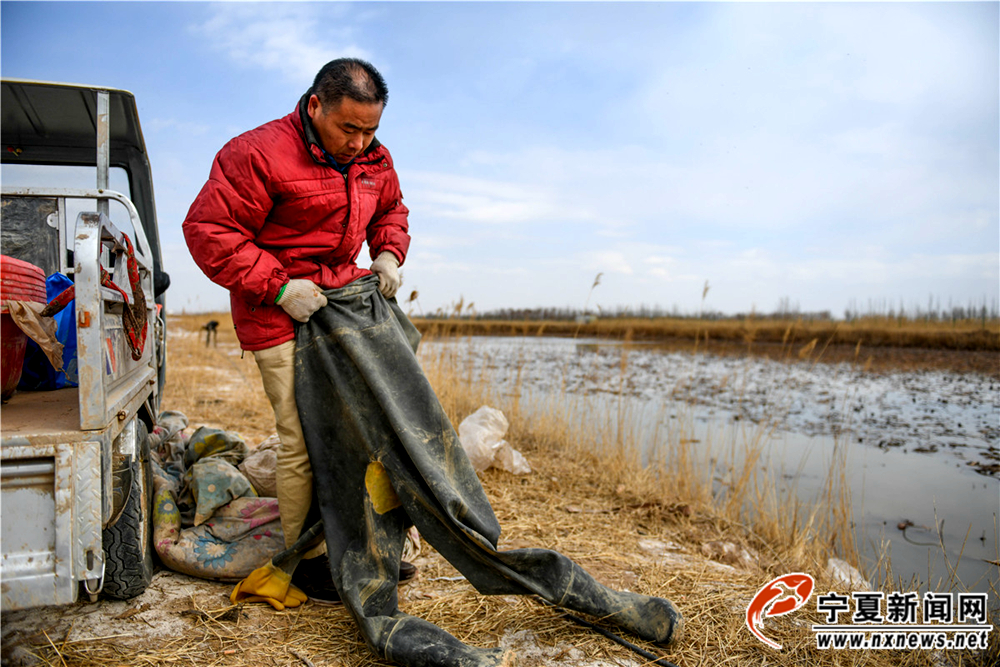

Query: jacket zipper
left=342, top=159, right=380, bottom=234
left=342, top=169, right=351, bottom=232
left=329, top=153, right=384, bottom=234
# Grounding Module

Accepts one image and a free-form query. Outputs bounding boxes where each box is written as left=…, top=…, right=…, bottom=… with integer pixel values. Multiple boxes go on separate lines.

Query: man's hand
left=276, top=279, right=328, bottom=322
left=370, top=251, right=401, bottom=298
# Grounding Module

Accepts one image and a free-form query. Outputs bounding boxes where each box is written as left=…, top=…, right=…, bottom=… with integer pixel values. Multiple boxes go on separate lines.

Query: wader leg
left=373, top=614, right=513, bottom=667
left=383, top=486, right=684, bottom=646
left=414, top=536, right=685, bottom=647
left=295, top=276, right=681, bottom=665
left=548, top=560, right=684, bottom=646
left=336, top=498, right=513, bottom=667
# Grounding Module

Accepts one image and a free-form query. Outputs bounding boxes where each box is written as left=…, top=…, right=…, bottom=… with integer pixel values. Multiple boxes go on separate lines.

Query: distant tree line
left=843, top=296, right=999, bottom=324
left=454, top=304, right=835, bottom=322
left=418, top=294, right=998, bottom=324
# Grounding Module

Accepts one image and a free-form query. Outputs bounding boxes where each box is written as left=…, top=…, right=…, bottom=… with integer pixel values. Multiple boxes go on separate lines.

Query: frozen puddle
left=422, top=336, right=998, bottom=475
left=420, top=335, right=999, bottom=596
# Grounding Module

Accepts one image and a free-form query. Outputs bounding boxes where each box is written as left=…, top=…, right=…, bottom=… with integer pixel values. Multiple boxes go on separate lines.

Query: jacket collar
left=296, top=93, right=383, bottom=167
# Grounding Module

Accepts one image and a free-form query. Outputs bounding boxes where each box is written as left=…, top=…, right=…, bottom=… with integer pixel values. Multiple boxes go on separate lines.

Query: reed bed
left=8, top=313, right=993, bottom=667
left=413, top=316, right=1000, bottom=378
left=413, top=315, right=1000, bottom=351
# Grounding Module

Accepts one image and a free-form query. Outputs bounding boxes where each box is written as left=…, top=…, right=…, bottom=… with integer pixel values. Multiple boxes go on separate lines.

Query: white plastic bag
left=458, top=406, right=508, bottom=472
left=494, top=440, right=531, bottom=475
left=457, top=406, right=531, bottom=475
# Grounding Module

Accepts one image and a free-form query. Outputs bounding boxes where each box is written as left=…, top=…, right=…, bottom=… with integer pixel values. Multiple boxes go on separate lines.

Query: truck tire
left=102, top=422, right=153, bottom=599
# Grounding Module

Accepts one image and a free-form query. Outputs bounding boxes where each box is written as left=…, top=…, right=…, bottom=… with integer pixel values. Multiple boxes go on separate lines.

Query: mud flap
left=295, top=275, right=681, bottom=667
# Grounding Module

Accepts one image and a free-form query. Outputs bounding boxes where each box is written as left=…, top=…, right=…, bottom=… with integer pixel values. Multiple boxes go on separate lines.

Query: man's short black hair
left=312, top=58, right=388, bottom=108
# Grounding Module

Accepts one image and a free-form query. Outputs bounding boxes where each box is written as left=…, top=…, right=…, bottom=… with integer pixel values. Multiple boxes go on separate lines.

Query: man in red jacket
left=183, top=58, right=414, bottom=602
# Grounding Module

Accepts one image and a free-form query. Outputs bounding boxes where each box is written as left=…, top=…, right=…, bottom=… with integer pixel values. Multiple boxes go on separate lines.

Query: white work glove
left=370, top=251, right=401, bottom=299
left=276, top=279, right=328, bottom=323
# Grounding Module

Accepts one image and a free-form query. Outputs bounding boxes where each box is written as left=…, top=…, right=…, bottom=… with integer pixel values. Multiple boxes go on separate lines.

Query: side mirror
left=154, top=269, right=170, bottom=298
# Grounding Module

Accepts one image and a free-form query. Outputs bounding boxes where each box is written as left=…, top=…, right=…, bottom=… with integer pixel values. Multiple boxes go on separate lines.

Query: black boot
left=292, top=554, right=341, bottom=604
left=400, top=560, right=418, bottom=582
left=557, top=562, right=684, bottom=646
left=371, top=613, right=515, bottom=667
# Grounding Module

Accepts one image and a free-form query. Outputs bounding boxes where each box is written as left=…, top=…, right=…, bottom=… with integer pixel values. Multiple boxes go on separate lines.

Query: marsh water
left=419, top=335, right=999, bottom=599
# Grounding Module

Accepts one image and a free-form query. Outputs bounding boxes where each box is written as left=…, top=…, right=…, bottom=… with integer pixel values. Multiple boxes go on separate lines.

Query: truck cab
left=1, top=79, right=168, bottom=610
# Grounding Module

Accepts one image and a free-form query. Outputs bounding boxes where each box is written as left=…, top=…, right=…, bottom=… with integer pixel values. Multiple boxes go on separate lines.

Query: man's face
left=307, top=94, right=383, bottom=164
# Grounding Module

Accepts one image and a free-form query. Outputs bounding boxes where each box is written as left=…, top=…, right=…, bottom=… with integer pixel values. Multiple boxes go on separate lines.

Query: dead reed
left=415, top=315, right=1000, bottom=351
left=160, top=313, right=276, bottom=444
left=414, top=316, right=1000, bottom=377
left=11, top=313, right=983, bottom=667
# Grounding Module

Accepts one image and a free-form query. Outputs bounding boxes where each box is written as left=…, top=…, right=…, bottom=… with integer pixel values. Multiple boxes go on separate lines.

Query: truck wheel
left=102, top=423, right=153, bottom=599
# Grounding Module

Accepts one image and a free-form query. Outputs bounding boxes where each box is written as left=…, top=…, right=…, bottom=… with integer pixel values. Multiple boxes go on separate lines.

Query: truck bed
left=2, top=388, right=85, bottom=443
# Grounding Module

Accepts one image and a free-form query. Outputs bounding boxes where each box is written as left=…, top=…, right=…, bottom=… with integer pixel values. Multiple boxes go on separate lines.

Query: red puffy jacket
left=183, top=95, right=410, bottom=350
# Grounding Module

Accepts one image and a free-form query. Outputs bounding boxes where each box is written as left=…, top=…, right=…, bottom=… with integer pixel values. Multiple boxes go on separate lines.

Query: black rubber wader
left=295, top=275, right=682, bottom=667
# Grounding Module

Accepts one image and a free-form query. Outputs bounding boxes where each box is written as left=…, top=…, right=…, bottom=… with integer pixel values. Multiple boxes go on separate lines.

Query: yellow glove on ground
left=231, top=562, right=308, bottom=610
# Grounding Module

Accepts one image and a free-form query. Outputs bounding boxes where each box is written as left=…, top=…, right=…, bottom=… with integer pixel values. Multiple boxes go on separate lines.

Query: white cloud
left=617, top=3, right=997, bottom=239
left=190, top=4, right=371, bottom=87
left=648, top=267, right=670, bottom=279
left=402, top=169, right=591, bottom=225
left=175, top=2, right=995, bottom=317
left=407, top=250, right=474, bottom=275
left=146, top=118, right=211, bottom=136
left=413, top=234, right=478, bottom=250
left=579, top=251, right=634, bottom=275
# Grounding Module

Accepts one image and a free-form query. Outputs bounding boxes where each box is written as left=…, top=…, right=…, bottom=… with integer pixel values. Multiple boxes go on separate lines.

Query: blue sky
left=2, top=1, right=997, bottom=317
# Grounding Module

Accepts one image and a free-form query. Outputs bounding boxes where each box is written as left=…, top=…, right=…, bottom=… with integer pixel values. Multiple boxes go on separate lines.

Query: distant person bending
left=182, top=58, right=415, bottom=601
left=202, top=320, right=218, bottom=347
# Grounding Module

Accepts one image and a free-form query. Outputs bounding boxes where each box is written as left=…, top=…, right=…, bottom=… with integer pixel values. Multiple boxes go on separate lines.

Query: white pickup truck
left=1, top=79, right=169, bottom=610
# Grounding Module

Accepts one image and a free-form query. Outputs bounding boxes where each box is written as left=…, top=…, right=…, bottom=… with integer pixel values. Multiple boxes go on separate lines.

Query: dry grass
left=16, top=313, right=990, bottom=667
left=414, top=316, right=1000, bottom=377
left=414, top=315, right=1000, bottom=350
left=160, top=313, right=277, bottom=445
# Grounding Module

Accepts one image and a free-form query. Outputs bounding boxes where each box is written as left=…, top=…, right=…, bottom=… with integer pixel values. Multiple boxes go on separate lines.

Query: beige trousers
left=252, top=340, right=325, bottom=559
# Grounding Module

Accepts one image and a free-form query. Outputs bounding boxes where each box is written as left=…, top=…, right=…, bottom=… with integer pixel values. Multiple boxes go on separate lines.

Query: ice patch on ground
left=499, top=628, right=639, bottom=667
